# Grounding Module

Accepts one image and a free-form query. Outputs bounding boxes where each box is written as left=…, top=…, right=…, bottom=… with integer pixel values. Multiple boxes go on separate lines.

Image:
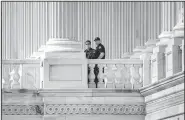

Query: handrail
left=1, top=59, right=40, bottom=64
left=88, top=59, right=143, bottom=64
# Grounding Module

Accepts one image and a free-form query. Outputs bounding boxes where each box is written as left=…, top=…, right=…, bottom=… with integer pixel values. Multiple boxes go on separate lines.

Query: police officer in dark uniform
left=84, top=40, right=96, bottom=59
left=84, top=40, right=96, bottom=85
left=93, top=37, right=105, bottom=87
left=94, top=37, right=105, bottom=59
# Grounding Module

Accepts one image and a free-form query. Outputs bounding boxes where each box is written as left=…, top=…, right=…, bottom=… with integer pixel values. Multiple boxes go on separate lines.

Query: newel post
left=140, top=53, right=152, bottom=86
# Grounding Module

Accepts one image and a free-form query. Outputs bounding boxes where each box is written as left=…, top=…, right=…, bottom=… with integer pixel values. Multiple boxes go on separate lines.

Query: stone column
left=49, top=2, right=61, bottom=38
left=158, top=2, right=173, bottom=46
left=173, top=2, right=184, bottom=37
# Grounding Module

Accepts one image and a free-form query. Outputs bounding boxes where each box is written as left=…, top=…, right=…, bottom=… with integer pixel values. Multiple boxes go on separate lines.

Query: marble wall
left=1, top=2, right=180, bottom=59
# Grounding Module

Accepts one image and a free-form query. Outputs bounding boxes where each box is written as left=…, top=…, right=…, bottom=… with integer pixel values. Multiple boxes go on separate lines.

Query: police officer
left=84, top=40, right=96, bottom=85
left=84, top=40, right=96, bottom=59
left=94, top=37, right=105, bottom=59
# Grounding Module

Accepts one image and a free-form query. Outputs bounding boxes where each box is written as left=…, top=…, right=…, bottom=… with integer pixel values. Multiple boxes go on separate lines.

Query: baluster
left=88, top=64, right=96, bottom=88
left=105, top=64, right=116, bottom=88
left=97, top=64, right=105, bottom=88
left=130, top=65, right=135, bottom=89
left=139, top=65, right=143, bottom=84
left=2, top=72, right=11, bottom=90
left=122, top=65, right=132, bottom=89
left=115, top=64, right=123, bottom=89
left=10, top=65, right=21, bottom=89
left=130, top=65, right=142, bottom=89
left=103, top=64, right=108, bottom=88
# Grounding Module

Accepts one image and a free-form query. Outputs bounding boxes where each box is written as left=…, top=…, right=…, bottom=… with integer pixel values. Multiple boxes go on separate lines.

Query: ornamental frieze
left=2, top=105, right=44, bottom=115
left=45, top=104, right=145, bottom=115
left=2, top=104, right=145, bottom=115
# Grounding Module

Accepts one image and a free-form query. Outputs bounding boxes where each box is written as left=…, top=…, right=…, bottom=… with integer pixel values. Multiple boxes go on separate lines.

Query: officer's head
left=94, top=37, right=101, bottom=45
left=85, top=40, right=91, bottom=49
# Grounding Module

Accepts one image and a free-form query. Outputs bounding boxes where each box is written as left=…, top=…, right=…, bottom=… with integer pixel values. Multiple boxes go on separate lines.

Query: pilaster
left=181, top=40, right=184, bottom=71
left=140, top=53, right=152, bottom=86
left=151, top=45, right=166, bottom=83
left=140, top=40, right=157, bottom=86
left=165, top=38, right=183, bottom=77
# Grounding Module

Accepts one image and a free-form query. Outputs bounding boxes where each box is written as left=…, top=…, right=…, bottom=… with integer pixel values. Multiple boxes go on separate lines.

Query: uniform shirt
left=84, top=48, right=96, bottom=59
left=95, top=43, right=105, bottom=59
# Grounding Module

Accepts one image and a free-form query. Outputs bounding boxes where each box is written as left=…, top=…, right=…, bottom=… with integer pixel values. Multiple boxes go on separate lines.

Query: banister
left=1, top=59, right=40, bottom=64
left=88, top=59, right=143, bottom=64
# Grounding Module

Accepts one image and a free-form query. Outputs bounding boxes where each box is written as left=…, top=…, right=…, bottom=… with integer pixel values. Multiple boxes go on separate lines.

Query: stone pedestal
left=41, top=38, right=88, bottom=89
left=165, top=38, right=182, bottom=77
left=140, top=40, right=157, bottom=86
left=140, top=53, right=152, bottom=86
left=181, top=40, right=184, bottom=71
left=151, top=45, right=166, bottom=83
left=173, top=21, right=184, bottom=72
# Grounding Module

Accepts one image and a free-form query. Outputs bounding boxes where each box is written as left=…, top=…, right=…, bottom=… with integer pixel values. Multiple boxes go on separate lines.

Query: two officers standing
left=84, top=37, right=105, bottom=59
left=84, top=37, right=105, bottom=88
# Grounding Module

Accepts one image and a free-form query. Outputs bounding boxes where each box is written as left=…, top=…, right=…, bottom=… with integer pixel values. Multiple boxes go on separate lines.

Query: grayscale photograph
left=1, top=1, right=184, bottom=120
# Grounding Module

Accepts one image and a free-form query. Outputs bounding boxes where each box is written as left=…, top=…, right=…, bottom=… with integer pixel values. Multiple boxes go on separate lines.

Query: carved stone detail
left=10, top=65, right=21, bottom=89
left=97, top=64, right=105, bottom=88
left=44, top=104, right=145, bottom=115
left=122, top=65, right=132, bottom=89
left=2, top=72, right=11, bottom=89
left=115, top=64, right=123, bottom=88
left=105, top=64, right=116, bottom=88
left=88, top=64, right=96, bottom=88
left=2, top=105, right=44, bottom=115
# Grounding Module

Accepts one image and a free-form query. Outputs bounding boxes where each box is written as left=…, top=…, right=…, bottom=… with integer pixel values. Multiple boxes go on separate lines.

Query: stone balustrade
left=2, top=59, right=143, bottom=90
left=88, top=59, right=143, bottom=89
left=1, top=59, right=40, bottom=90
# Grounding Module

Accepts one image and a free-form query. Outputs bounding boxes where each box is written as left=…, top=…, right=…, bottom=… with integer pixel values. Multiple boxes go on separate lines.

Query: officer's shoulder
left=90, top=48, right=94, bottom=50
left=101, top=44, right=105, bottom=47
left=99, top=44, right=105, bottom=48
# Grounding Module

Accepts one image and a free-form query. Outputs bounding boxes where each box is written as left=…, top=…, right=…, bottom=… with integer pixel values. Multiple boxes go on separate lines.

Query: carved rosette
left=2, top=105, right=44, bottom=115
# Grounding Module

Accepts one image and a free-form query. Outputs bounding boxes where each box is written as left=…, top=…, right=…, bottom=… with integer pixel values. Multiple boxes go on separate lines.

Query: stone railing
left=88, top=59, right=143, bottom=89
left=1, top=59, right=40, bottom=90
left=2, top=59, right=143, bottom=90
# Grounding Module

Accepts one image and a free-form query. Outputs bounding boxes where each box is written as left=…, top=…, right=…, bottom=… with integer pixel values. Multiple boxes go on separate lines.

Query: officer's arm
left=97, top=52, right=105, bottom=59
left=97, top=46, right=105, bottom=59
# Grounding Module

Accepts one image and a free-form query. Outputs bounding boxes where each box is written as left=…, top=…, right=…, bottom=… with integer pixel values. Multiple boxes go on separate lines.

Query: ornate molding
left=2, top=104, right=145, bottom=116
left=44, top=104, right=145, bottom=115
left=139, top=71, right=184, bottom=96
left=146, top=90, right=184, bottom=114
left=2, top=104, right=44, bottom=115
